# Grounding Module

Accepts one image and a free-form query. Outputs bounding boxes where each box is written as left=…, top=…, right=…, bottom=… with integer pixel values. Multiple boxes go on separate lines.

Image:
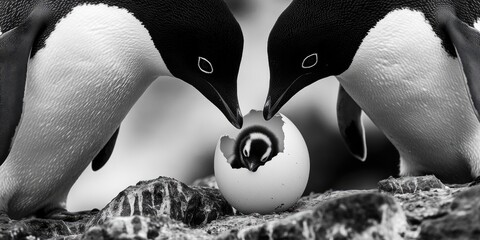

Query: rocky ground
left=0, top=175, right=479, bottom=240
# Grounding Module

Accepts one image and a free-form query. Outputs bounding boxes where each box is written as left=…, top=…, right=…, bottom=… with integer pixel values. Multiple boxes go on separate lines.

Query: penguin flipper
left=0, top=5, right=50, bottom=166
left=440, top=10, right=480, bottom=120
left=337, top=85, right=367, bottom=161
left=92, top=128, right=120, bottom=171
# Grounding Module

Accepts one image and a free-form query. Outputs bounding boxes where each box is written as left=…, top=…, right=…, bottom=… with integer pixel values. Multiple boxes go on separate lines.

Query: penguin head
left=151, top=0, right=244, bottom=128
left=263, top=0, right=370, bottom=120
left=236, top=126, right=279, bottom=172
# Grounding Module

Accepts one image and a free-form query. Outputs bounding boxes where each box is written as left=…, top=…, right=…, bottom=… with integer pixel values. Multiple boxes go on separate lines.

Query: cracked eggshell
left=214, top=110, right=310, bottom=214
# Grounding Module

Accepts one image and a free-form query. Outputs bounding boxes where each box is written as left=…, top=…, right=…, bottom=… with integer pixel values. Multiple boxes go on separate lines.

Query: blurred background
left=68, top=0, right=399, bottom=211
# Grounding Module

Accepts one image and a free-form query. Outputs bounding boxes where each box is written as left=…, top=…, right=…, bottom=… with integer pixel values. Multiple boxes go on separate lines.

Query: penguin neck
left=27, top=0, right=223, bottom=62
left=28, top=3, right=173, bottom=114
left=62, top=3, right=172, bottom=78
left=280, top=0, right=476, bottom=74
left=2, top=4, right=175, bottom=207
left=288, top=0, right=480, bottom=62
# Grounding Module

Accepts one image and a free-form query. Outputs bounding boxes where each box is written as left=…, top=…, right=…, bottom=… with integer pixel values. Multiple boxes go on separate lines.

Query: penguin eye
left=243, top=148, right=250, bottom=157
left=261, top=147, right=272, bottom=162
left=302, top=53, right=318, bottom=69
left=198, top=57, right=214, bottom=74
left=242, top=139, right=251, bottom=157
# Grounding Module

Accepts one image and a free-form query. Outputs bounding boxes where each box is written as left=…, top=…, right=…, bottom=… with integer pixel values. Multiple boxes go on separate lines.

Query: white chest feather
left=0, top=4, right=170, bottom=213
left=338, top=9, right=480, bottom=178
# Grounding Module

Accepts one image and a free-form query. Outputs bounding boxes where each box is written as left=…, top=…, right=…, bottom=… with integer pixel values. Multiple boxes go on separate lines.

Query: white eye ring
left=243, top=149, right=249, bottom=157
left=198, top=57, right=214, bottom=74
left=242, top=139, right=252, bottom=157
left=261, top=147, right=272, bottom=162
left=302, top=53, right=318, bottom=69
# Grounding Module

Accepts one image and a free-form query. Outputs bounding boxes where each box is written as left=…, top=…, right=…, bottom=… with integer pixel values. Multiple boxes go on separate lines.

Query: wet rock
left=218, top=192, right=407, bottom=240
left=419, top=185, right=480, bottom=240
left=83, top=215, right=211, bottom=240
left=315, top=192, right=407, bottom=239
left=394, top=187, right=459, bottom=227
left=0, top=211, right=95, bottom=240
left=378, top=175, right=445, bottom=194
left=1, top=175, right=479, bottom=239
left=88, top=176, right=235, bottom=228
left=14, top=219, right=71, bottom=239
left=199, top=190, right=377, bottom=236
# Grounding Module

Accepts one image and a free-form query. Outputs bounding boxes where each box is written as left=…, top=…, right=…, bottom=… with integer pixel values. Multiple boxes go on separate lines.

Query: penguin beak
left=202, top=81, right=243, bottom=129
left=247, top=161, right=261, bottom=172
left=263, top=72, right=317, bottom=120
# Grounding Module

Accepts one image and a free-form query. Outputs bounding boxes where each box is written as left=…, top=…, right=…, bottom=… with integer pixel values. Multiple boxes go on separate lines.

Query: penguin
left=229, top=126, right=279, bottom=172
left=0, top=0, right=244, bottom=220
left=263, top=0, right=480, bottom=183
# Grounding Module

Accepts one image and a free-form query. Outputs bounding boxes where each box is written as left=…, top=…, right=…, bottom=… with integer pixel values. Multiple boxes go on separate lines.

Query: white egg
left=214, top=110, right=310, bottom=214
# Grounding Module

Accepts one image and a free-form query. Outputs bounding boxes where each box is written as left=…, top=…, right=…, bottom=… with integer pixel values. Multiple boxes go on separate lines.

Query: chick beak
left=247, top=161, right=261, bottom=172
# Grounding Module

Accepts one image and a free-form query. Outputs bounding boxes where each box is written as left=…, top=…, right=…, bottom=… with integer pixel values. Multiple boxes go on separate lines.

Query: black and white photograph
left=1, top=0, right=480, bottom=239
